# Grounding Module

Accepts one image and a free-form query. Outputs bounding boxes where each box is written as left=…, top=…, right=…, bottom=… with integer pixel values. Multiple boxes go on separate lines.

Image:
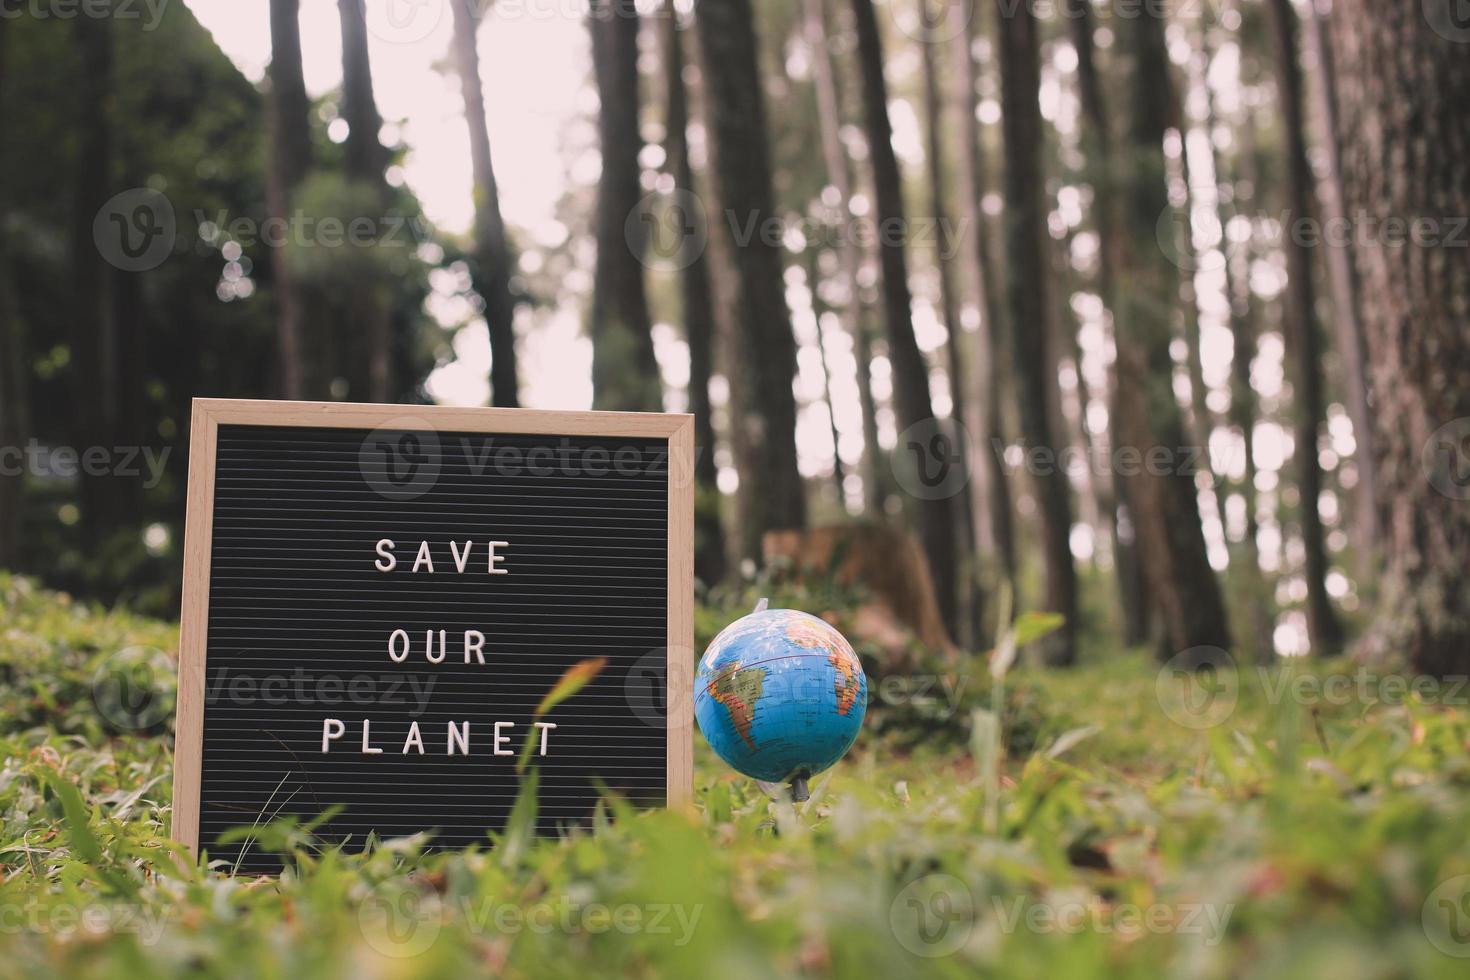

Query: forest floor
left=2, top=571, right=1470, bottom=978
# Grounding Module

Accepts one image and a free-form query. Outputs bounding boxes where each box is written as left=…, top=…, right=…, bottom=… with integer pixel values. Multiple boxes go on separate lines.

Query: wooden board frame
left=171, top=398, right=695, bottom=859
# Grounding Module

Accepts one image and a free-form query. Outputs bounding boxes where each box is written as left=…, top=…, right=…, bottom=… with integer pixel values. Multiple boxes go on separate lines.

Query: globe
left=694, top=608, right=867, bottom=793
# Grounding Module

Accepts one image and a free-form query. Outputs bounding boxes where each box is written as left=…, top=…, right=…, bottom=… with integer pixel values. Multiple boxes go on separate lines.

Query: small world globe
left=694, top=608, right=867, bottom=791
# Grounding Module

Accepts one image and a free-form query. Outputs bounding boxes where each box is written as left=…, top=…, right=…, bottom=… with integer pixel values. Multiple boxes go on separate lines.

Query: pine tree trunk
left=692, top=0, right=806, bottom=563
left=267, top=0, right=312, bottom=400
left=0, top=22, right=23, bottom=568
left=994, top=0, right=1078, bottom=663
left=952, top=1, right=1016, bottom=589
left=451, top=0, right=520, bottom=408
left=337, top=0, right=388, bottom=182
left=337, top=0, right=393, bottom=401
left=1112, top=3, right=1231, bottom=659
left=1206, top=15, right=1273, bottom=662
left=919, top=0, right=979, bottom=647
left=849, top=0, right=959, bottom=642
left=0, top=262, right=19, bottom=568
left=1305, top=0, right=1376, bottom=574
left=803, top=0, right=884, bottom=517
left=662, top=0, right=726, bottom=583
left=1329, top=0, right=1470, bottom=677
left=69, top=12, right=115, bottom=536
left=807, top=248, right=848, bottom=502
left=1269, top=0, right=1342, bottom=655
left=1064, top=0, right=1149, bottom=645
left=589, top=0, right=661, bottom=413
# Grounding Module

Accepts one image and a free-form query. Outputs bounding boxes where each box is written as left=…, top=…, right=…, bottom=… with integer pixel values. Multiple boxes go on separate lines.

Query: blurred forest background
left=1, top=0, right=1467, bottom=676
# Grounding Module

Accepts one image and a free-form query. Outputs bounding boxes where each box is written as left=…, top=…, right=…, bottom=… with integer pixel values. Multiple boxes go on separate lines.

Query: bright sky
left=186, top=0, right=584, bottom=235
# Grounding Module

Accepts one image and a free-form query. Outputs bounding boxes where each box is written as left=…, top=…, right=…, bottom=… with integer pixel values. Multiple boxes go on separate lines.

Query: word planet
left=694, top=608, right=866, bottom=786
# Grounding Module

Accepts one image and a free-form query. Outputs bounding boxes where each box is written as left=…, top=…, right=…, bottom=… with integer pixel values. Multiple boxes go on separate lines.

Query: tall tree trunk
left=338, top=0, right=389, bottom=183
left=803, top=0, right=884, bottom=516
left=0, top=257, right=19, bottom=568
left=337, top=0, right=392, bottom=401
left=1112, top=3, right=1232, bottom=659
left=919, top=0, right=979, bottom=647
left=952, top=1, right=1016, bottom=590
left=854, top=309, right=888, bottom=512
left=993, top=0, right=1077, bottom=663
left=267, top=0, right=312, bottom=400
left=662, top=0, right=726, bottom=583
left=69, top=12, right=115, bottom=536
left=451, top=0, right=520, bottom=408
left=807, top=249, right=848, bottom=502
left=1205, top=11, right=1273, bottom=661
left=692, top=0, right=806, bottom=562
left=589, top=0, right=661, bottom=413
left=849, top=0, right=959, bottom=641
left=0, top=22, right=23, bottom=569
left=1170, top=108, right=1227, bottom=543
left=1304, top=0, right=1376, bottom=575
left=1329, top=1, right=1470, bottom=677
left=1268, top=0, right=1342, bottom=655
left=1063, top=0, right=1149, bottom=644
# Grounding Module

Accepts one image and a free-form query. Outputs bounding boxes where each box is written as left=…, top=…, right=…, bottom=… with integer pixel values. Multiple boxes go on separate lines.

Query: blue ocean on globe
left=694, top=608, right=867, bottom=784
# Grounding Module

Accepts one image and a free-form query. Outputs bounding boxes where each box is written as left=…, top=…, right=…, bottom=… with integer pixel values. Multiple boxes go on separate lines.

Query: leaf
left=1011, top=612, right=1066, bottom=650
left=499, top=768, right=539, bottom=869
left=534, top=656, right=609, bottom=718
left=39, top=768, right=104, bottom=866
left=1046, top=724, right=1101, bottom=760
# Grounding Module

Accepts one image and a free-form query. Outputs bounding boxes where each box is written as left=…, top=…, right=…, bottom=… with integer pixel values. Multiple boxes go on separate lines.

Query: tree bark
left=1329, top=1, right=1470, bottom=677
left=1112, top=3, right=1231, bottom=659
left=589, top=0, right=661, bottom=413
left=993, top=0, right=1077, bottom=663
left=267, top=0, right=312, bottom=400
left=808, top=248, right=848, bottom=501
left=337, top=0, right=389, bottom=183
left=662, top=0, right=726, bottom=583
left=69, top=12, right=115, bottom=536
left=451, top=0, right=520, bottom=408
left=692, top=0, right=806, bottom=563
left=1304, top=0, right=1376, bottom=574
left=337, top=0, right=393, bottom=401
left=803, top=0, right=887, bottom=517
left=1063, top=0, right=1148, bottom=645
left=849, top=0, right=959, bottom=642
left=0, top=22, right=23, bottom=569
left=919, top=0, right=980, bottom=647
left=1268, top=0, right=1342, bottom=655
left=952, top=0, right=1016, bottom=591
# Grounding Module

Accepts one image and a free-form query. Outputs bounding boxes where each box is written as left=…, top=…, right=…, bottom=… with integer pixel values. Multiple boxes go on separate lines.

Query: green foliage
left=5, top=577, right=1470, bottom=977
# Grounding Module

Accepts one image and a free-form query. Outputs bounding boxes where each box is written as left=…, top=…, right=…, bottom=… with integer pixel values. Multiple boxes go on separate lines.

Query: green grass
left=3, top=571, right=1470, bottom=978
